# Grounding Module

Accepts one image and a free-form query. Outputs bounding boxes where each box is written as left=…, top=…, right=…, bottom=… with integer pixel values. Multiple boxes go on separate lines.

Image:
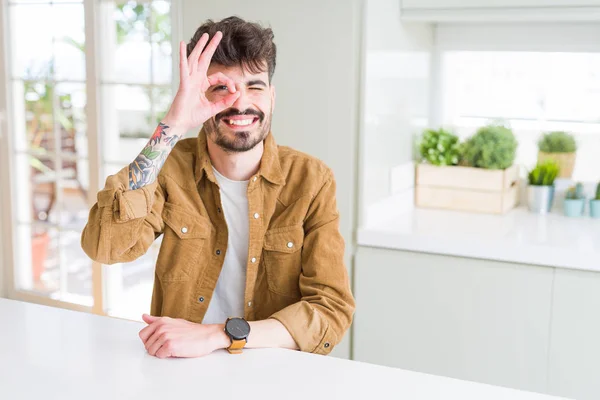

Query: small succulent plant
left=596, top=182, right=600, bottom=201
left=528, top=160, right=560, bottom=186
left=565, top=182, right=585, bottom=200
left=419, top=128, right=461, bottom=166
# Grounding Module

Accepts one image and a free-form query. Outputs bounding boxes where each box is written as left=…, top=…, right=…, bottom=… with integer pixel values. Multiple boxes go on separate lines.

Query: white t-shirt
left=202, top=167, right=249, bottom=325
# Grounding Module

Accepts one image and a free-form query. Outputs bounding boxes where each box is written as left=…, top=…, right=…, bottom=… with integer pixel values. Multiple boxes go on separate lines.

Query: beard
left=204, top=108, right=272, bottom=153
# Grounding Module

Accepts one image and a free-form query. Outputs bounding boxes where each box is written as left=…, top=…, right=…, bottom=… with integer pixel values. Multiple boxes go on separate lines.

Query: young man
left=81, top=16, right=355, bottom=359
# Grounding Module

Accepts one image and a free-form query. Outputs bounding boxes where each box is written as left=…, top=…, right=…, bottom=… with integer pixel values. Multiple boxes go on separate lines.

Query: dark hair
left=187, top=16, right=277, bottom=82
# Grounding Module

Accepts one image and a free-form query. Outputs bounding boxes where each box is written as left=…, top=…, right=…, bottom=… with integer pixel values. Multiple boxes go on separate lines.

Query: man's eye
left=250, top=87, right=263, bottom=91
left=213, top=85, right=228, bottom=91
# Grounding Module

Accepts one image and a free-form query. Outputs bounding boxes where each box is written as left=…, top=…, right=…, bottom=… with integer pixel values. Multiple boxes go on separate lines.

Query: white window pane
left=59, top=168, right=90, bottom=231
left=10, top=5, right=53, bottom=79
left=151, top=0, right=171, bottom=84
left=61, top=229, right=93, bottom=306
left=13, top=80, right=56, bottom=153
left=13, top=153, right=56, bottom=224
left=15, top=223, right=93, bottom=306
left=101, top=84, right=153, bottom=163
left=100, top=1, right=151, bottom=83
left=152, top=85, right=172, bottom=124
left=9, top=1, right=83, bottom=3
left=55, top=83, right=87, bottom=158
left=14, top=224, right=59, bottom=293
left=53, top=4, right=86, bottom=81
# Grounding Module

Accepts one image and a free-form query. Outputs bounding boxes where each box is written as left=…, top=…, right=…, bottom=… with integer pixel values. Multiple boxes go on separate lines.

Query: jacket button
left=216, top=249, right=221, bottom=255
left=324, top=342, right=330, bottom=348
left=181, top=227, right=188, bottom=234
left=253, top=213, right=259, bottom=219
left=199, top=296, right=204, bottom=302
left=287, top=242, right=294, bottom=248
left=247, top=301, right=252, bottom=307
left=253, top=176, right=257, bottom=182
left=251, top=257, right=256, bottom=263
left=217, top=207, right=221, bottom=213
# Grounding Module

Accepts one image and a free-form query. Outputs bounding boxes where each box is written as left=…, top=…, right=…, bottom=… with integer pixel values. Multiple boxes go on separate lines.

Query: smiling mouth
left=222, top=117, right=259, bottom=129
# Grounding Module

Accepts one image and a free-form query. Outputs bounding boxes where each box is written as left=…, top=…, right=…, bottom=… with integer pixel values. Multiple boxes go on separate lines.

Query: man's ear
left=270, top=84, right=276, bottom=113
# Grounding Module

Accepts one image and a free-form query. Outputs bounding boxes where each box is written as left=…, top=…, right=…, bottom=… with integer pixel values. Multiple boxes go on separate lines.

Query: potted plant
left=590, top=182, right=600, bottom=219
left=418, top=128, right=461, bottom=166
left=527, top=160, right=560, bottom=214
left=461, top=124, right=518, bottom=170
left=415, top=124, right=520, bottom=214
left=537, top=131, right=577, bottom=178
left=564, top=182, right=586, bottom=217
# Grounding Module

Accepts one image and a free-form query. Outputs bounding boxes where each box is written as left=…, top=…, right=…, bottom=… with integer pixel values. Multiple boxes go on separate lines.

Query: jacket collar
left=194, top=128, right=286, bottom=186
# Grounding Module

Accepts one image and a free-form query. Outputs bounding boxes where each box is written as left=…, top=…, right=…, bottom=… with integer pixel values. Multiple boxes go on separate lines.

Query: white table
left=0, top=298, right=571, bottom=400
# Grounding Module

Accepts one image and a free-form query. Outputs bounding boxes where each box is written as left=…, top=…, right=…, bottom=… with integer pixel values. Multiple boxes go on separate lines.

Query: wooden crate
left=415, top=164, right=520, bottom=214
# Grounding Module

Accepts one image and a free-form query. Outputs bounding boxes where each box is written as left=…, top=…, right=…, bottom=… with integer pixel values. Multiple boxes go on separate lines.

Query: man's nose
left=232, top=85, right=251, bottom=110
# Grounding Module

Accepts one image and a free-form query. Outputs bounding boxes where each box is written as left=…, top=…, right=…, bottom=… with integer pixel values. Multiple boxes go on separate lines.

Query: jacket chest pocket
left=159, top=203, right=211, bottom=282
left=262, top=225, right=304, bottom=297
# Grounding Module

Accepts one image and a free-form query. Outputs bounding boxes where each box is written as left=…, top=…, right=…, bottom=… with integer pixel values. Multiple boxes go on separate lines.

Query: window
left=3, top=0, right=174, bottom=318
left=441, top=51, right=600, bottom=182
left=9, top=0, right=91, bottom=305
left=435, top=23, right=600, bottom=183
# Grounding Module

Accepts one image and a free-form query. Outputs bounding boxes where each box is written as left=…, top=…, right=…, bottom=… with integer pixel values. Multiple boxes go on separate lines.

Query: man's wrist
left=209, top=324, right=230, bottom=350
left=159, top=117, right=189, bottom=137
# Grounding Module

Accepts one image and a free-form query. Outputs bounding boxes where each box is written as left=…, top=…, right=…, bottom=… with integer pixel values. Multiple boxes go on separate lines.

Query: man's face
left=204, top=63, right=274, bottom=153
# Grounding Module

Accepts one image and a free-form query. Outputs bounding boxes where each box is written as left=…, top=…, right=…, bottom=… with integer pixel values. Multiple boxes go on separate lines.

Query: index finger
left=139, top=320, right=160, bottom=343
left=179, top=41, right=189, bottom=81
left=197, top=31, right=223, bottom=72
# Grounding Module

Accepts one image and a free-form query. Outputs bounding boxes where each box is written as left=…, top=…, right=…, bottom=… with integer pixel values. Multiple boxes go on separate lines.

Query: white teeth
left=228, top=119, right=254, bottom=126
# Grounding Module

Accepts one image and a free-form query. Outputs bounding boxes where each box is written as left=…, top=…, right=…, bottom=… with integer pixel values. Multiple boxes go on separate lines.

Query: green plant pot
left=590, top=200, right=600, bottom=218
left=564, top=199, right=585, bottom=217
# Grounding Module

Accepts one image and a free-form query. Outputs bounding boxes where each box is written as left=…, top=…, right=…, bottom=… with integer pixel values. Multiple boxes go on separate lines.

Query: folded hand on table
left=138, top=314, right=229, bottom=359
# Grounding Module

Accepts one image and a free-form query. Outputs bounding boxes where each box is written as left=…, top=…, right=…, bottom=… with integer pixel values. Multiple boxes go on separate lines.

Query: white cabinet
left=402, top=0, right=600, bottom=8
left=353, top=246, right=553, bottom=394
left=353, top=246, right=600, bottom=399
left=547, top=269, right=600, bottom=400
left=400, top=0, right=600, bottom=21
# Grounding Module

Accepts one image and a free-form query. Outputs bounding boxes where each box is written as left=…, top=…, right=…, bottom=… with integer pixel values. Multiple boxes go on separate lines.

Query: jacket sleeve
left=81, top=166, right=165, bottom=264
left=270, top=170, right=356, bottom=355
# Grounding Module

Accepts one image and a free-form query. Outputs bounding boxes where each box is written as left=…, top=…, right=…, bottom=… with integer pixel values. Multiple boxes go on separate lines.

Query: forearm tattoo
left=129, top=122, right=179, bottom=189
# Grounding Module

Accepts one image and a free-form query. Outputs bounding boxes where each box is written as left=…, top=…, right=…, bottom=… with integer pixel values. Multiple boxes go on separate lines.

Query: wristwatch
left=224, top=317, right=251, bottom=354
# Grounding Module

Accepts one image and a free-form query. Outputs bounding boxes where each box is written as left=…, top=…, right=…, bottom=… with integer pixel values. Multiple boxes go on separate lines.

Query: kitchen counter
left=358, top=206, right=600, bottom=272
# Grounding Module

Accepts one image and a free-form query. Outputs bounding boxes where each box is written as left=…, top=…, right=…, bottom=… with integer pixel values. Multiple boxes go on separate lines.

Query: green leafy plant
left=461, top=124, right=518, bottom=170
left=538, top=131, right=577, bottom=153
left=595, top=182, right=600, bottom=200
left=419, top=128, right=461, bottom=166
left=565, top=182, right=585, bottom=200
left=528, top=160, right=560, bottom=186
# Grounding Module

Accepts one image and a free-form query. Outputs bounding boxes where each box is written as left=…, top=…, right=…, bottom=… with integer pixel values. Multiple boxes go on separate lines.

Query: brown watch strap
left=227, top=338, right=246, bottom=354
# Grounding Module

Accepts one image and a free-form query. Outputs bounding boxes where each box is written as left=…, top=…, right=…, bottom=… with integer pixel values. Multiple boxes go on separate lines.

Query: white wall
left=359, top=0, right=433, bottom=224
left=180, top=0, right=363, bottom=359
left=0, top=190, right=5, bottom=298
left=0, top=0, right=9, bottom=299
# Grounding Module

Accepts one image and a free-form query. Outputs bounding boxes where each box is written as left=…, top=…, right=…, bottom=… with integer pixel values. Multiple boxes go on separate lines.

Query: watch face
left=226, top=318, right=250, bottom=341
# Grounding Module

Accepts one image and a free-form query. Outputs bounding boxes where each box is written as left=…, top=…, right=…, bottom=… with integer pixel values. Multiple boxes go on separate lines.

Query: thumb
left=211, top=91, right=241, bottom=115
left=142, top=314, right=159, bottom=324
